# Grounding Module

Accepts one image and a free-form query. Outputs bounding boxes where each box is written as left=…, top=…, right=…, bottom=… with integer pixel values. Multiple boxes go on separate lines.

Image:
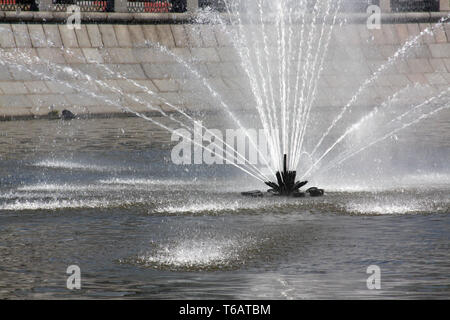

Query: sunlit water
left=0, top=116, right=448, bottom=299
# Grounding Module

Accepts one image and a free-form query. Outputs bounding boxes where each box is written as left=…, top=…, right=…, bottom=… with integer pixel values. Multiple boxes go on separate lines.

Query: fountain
left=0, top=0, right=449, bottom=193
left=0, top=0, right=450, bottom=300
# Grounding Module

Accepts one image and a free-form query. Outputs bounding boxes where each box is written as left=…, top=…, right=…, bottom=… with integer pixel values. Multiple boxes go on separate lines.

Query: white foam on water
left=323, top=185, right=391, bottom=192
left=137, top=237, right=255, bottom=269
left=396, top=173, right=450, bottom=186
left=33, top=159, right=120, bottom=172
left=16, top=179, right=196, bottom=195
left=98, top=178, right=194, bottom=186
left=0, top=198, right=145, bottom=211
left=154, top=200, right=269, bottom=214
left=0, top=191, right=44, bottom=199
left=17, top=183, right=127, bottom=192
left=345, top=201, right=429, bottom=215
left=0, top=199, right=111, bottom=211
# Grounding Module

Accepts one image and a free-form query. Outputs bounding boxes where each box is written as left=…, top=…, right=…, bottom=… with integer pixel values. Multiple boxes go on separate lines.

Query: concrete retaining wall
left=0, top=16, right=450, bottom=119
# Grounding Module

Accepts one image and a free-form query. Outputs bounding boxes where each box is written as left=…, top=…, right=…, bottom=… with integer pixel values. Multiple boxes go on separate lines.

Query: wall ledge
left=0, top=11, right=448, bottom=25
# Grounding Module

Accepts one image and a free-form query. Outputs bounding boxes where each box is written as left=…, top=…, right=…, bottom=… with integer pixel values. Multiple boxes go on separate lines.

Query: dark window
left=199, top=0, right=226, bottom=11
left=340, top=0, right=380, bottom=12
left=171, top=0, right=187, bottom=12
left=391, top=0, right=440, bottom=12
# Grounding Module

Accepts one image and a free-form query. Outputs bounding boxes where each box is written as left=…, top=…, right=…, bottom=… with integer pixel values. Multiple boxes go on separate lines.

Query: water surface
left=0, top=116, right=449, bottom=299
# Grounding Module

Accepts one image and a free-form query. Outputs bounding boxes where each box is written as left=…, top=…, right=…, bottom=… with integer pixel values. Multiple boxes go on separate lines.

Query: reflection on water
left=0, top=117, right=449, bottom=299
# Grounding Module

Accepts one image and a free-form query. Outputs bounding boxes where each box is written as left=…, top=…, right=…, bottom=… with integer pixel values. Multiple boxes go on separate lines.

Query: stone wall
left=0, top=17, right=450, bottom=119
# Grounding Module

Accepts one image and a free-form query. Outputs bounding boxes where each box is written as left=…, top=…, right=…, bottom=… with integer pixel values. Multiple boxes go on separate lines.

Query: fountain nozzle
left=264, top=154, right=308, bottom=196
left=243, top=154, right=324, bottom=198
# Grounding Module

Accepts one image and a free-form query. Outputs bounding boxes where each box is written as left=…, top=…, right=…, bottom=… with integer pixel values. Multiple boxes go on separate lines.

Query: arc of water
left=277, top=0, right=288, bottom=161
left=78, top=44, right=270, bottom=181
left=156, top=43, right=275, bottom=179
left=227, top=1, right=282, bottom=175
left=290, top=0, right=322, bottom=170
left=245, top=21, right=281, bottom=176
left=256, top=0, right=285, bottom=174
left=223, top=0, right=281, bottom=175
left=238, top=0, right=285, bottom=173
left=294, top=0, right=341, bottom=169
left=383, top=87, right=450, bottom=127
left=325, top=101, right=450, bottom=173
left=302, top=88, right=450, bottom=178
left=309, top=13, right=450, bottom=158
left=0, top=48, right=267, bottom=183
left=293, top=0, right=341, bottom=170
left=287, top=0, right=308, bottom=169
left=129, top=113, right=267, bottom=182
left=9, top=27, right=271, bottom=181
left=162, top=13, right=277, bottom=176
left=285, top=1, right=310, bottom=171
left=72, top=31, right=272, bottom=181
left=284, top=5, right=295, bottom=170
left=316, top=85, right=415, bottom=173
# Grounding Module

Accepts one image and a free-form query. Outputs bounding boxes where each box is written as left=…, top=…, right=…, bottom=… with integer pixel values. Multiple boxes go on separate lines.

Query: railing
left=49, top=0, right=185, bottom=12
left=0, top=0, right=446, bottom=13
left=128, top=0, right=173, bottom=13
left=0, top=0, right=38, bottom=11
left=52, top=0, right=110, bottom=12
